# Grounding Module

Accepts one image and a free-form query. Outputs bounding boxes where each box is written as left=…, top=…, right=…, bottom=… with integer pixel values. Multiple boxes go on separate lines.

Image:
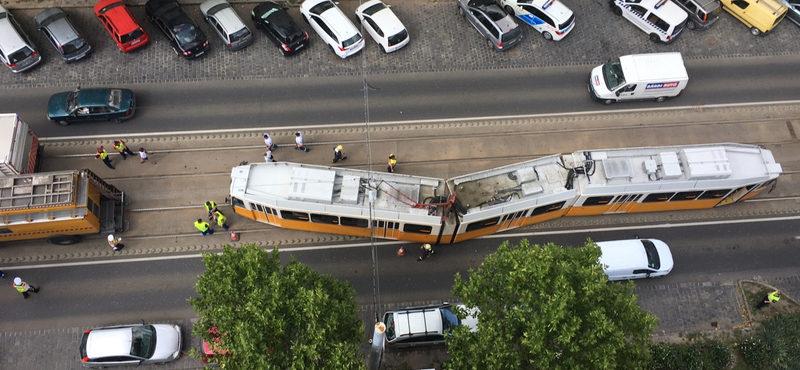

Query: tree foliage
left=189, top=244, right=365, bottom=370
left=445, top=239, right=658, bottom=370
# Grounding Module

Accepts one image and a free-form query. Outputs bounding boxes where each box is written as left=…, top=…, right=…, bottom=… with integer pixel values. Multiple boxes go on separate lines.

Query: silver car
left=35, top=7, right=92, bottom=62
left=0, top=4, right=42, bottom=73
left=457, top=0, right=523, bottom=51
left=200, top=0, right=254, bottom=51
left=79, top=323, right=182, bottom=367
left=383, top=303, right=478, bottom=348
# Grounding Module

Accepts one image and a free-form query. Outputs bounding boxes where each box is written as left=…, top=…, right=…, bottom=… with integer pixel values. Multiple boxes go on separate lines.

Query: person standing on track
left=295, top=132, right=310, bottom=152
left=138, top=148, right=157, bottom=164
left=95, top=146, right=115, bottom=169
left=388, top=154, right=397, bottom=173
left=332, top=145, right=347, bottom=163
left=264, top=134, right=277, bottom=151
left=113, top=139, right=136, bottom=160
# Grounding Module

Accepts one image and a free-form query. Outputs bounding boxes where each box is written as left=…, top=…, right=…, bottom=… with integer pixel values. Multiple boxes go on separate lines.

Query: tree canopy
left=189, top=244, right=365, bottom=370
left=445, top=239, right=658, bottom=370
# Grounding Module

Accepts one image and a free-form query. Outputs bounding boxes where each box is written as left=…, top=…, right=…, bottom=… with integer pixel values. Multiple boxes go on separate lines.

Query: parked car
left=718, top=0, right=787, bottom=35
left=251, top=1, right=309, bottom=55
left=47, top=87, right=136, bottom=126
left=145, top=0, right=209, bottom=58
left=498, top=0, right=575, bottom=41
left=383, top=303, right=478, bottom=348
left=609, top=0, right=688, bottom=43
left=355, top=0, right=409, bottom=53
left=597, top=238, right=674, bottom=281
left=0, top=4, right=42, bottom=73
left=35, top=7, right=92, bottom=62
left=79, top=323, right=182, bottom=367
left=300, top=0, right=364, bottom=58
left=457, top=0, right=523, bottom=51
left=780, top=0, right=800, bottom=27
left=200, top=0, right=253, bottom=51
left=94, top=0, right=150, bottom=52
left=672, top=0, right=722, bottom=30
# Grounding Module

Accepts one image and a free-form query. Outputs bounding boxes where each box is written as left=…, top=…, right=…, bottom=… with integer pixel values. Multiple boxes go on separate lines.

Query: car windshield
left=108, top=89, right=122, bottom=109
left=384, top=314, right=396, bottom=340
left=388, top=29, right=407, bottom=46
left=8, top=47, right=34, bottom=64
left=174, top=24, right=200, bottom=45
left=120, top=29, right=144, bottom=44
left=309, top=1, right=335, bottom=15
left=230, top=28, right=250, bottom=43
left=342, top=33, right=361, bottom=48
left=641, top=240, right=661, bottom=269
left=484, top=5, right=506, bottom=21
left=207, top=3, right=228, bottom=15
left=440, top=308, right=460, bottom=331
left=62, top=39, right=87, bottom=55
left=66, top=91, right=79, bottom=112
left=363, top=2, right=387, bottom=16
left=130, top=325, right=157, bottom=359
left=602, top=58, right=626, bottom=91
left=39, top=14, right=62, bottom=28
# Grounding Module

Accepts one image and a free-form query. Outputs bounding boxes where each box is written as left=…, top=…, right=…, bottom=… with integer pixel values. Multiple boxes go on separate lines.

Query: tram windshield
left=602, top=58, right=626, bottom=91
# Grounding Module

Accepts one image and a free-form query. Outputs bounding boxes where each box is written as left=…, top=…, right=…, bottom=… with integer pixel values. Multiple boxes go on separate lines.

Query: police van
left=610, top=0, right=689, bottom=43
left=588, top=52, right=689, bottom=105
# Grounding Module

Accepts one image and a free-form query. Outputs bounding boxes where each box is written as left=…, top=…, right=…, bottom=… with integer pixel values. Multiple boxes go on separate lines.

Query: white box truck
left=588, top=52, right=688, bottom=105
left=0, top=113, right=40, bottom=176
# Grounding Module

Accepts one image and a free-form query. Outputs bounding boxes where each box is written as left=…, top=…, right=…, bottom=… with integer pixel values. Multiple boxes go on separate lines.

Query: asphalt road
left=2, top=54, right=800, bottom=137
left=3, top=217, right=798, bottom=333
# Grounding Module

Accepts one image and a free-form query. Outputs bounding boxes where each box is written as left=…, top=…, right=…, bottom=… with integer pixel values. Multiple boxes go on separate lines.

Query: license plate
left=131, top=40, right=140, bottom=45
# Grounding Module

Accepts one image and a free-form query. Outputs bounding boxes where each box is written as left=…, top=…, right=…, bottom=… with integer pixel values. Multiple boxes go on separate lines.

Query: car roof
left=95, top=0, right=140, bottom=34
left=37, top=9, right=80, bottom=44
left=77, top=88, right=112, bottom=107
left=392, top=307, right=444, bottom=338
left=526, top=0, right=574, bottom=23
left=0, top=5, right=32, bottom=54
left=363, top=2, right=406, bottom=35
left=85, top=327, right=133, bottom=359
left=303, top=0, right=359, bottom=39
left=202, top=1, right=246, bottom=31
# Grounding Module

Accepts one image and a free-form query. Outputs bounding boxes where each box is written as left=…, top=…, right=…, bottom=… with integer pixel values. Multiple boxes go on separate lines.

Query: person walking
left=95, top=146, right=115, bottom=170
left=756, top=290, right=781, bottom=309
left=387, top=154, right=397, bottom=173
left=417, top=243, right=434, bottom=261
left=195, top=219, right=214, bottom=236
left=332, top=145, right=347, bottom=163
left=13, top=277, right=39, bottom=299
left=263, top=134, right=277, bottom=151
left=113, top=139, right=136, bottom=160
left=214, top=210, right=230, bottom=230
left=264, top=150, right=276, bottom=163
left=107, top=234, right=124, bottom=251
left=204, top=201, right=218, bottom=220
left=138, top=148, right=157, bottom=164
left=0, top=269, right=5, bottom=278
left=295, top=132, right=310, bottom=152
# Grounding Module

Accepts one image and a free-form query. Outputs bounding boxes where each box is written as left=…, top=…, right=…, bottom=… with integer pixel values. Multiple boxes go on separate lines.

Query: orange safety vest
left=14, top=282, right=30, bottom=293
left=97, top=148, right=108, bottom=160
left=113, top=140, right=126, bottom=151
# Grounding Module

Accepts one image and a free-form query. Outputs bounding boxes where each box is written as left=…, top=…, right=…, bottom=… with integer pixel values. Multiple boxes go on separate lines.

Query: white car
left=300, top=0, right=363, bottom=58
left=597, top=238, right=674, bottom=281
left=79, top=323, right=182, bottom=367
left=355, top=0, right=409, bottom=53
left=498, top=0, right=575, bottom=41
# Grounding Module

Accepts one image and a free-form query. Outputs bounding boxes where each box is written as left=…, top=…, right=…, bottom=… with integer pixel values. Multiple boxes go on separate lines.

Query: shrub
left=649, top=343, right=703, bottom=370
left=739, top=337, right=769, bottom=367
left=700, top=341, right=731, bottom=370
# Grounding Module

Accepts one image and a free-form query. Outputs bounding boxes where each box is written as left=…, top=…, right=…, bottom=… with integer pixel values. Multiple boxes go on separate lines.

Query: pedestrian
left=204, top=201, right=218, bottom=220
left=0, top=269, right=4, bottom=278
left=417, top=243, right=434, bottom=261
left=295, top=132, right=310, bottom=152
left=138, top=148, right=157, bottom=164
left=214, top=210, right=229, bottom=230
left=263, top=134, right=277, bottom=151
left=195, top=218, right=214, bottom=236
left=332, top=145, right=347, bottom=163
left=756, top=290, right=781, bottom=309
left=13, top=277, right=39, bottom=299
left=387, top=154, right=397, bottom=173
left=95, top=146, right=115, bottom=170
left=107, top=234, right=124, bottom=251
left=264, top=150, right=276, bottom=163
left=113, top=139, right=136, bottom=160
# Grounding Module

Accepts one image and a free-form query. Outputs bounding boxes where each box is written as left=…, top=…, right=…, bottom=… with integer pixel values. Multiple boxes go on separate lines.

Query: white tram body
left=230, top=143, right=782, bottom=244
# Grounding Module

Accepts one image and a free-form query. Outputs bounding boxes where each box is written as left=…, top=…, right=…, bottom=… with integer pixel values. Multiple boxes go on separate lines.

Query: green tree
left=189, top=244, right=365, bottom=370
left=445, top=239, right=658, bottom=370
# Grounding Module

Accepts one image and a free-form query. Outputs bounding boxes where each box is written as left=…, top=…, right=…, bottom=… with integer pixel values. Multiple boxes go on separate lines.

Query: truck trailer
left=0, top=113, right=40, bottom=176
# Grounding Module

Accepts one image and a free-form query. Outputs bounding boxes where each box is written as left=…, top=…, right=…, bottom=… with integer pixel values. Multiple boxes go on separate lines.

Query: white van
left=597, top=239, right=674, bottom=281
left=588, top=52, right=689, bottom=105
left=610, top=0, right=688, bottom=43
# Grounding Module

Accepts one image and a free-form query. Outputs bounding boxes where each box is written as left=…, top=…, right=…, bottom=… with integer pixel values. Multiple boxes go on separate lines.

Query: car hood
left=47, top=92, right=71, bottom=118
left=151, top=324, right=182, bottom=361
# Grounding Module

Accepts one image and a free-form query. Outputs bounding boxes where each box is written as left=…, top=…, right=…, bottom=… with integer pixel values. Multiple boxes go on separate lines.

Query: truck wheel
left=57, top=120, right=69, bottom=126
left=655, top=96, right=667, bottom=103
left=47, top=235, right=82, bottom=245
left=603, top=99, right=615, bottom=105
left=649, top=33, right=660, bottom=43
left=686, top=21, right=696, bottom=30
left=611, top=5, right=622, bottom=16
left=750, top=27, right=761, bottom=36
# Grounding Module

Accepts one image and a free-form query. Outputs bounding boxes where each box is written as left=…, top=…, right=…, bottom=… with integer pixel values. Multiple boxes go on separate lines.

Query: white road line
left=4, top=215, right=800, bottom=270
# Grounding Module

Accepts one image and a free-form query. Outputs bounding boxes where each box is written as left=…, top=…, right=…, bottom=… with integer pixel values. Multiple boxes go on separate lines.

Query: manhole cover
left=507, top=46, right=522, bottom=59
left=704, top=37, right=719, bottom=49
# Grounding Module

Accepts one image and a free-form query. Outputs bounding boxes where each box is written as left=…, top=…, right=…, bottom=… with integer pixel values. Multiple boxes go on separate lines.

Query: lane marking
left=4, top=215, right=800, bottom=270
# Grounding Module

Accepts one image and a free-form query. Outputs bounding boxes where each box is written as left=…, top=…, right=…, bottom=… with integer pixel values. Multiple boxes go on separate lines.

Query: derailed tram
left=229, top=143, right=782, bottom=244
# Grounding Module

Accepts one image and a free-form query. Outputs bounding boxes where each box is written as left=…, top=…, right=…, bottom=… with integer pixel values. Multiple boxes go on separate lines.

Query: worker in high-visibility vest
left=195, top=219, right=213, bottom=236
left=757, top=290, right=781, bottom=309
left=204, top=201, right=217, bottom=220
left=388, top=154, right=397, bottom=173
left=214, top=211, right=229, bottom=231
left=13, top=277, right=39, bottom=299
left=113, top=139, right=136, bottom=159
left=108, top=234, right=123, bottom=251
left=95, top=146, right=115, bottom=169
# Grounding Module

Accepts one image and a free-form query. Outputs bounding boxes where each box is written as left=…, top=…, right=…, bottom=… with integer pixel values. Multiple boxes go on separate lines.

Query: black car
left=145, top=0, right=209, bottom=58
left=251, top=1, right=309, bottom=55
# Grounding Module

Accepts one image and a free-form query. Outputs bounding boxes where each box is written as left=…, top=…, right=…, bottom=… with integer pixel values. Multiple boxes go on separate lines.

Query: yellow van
left=719, top=0, right=788, bottom=35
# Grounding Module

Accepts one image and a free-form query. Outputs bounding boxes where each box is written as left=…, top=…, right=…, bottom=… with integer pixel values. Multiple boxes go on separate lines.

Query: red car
left=94, top=0, right=150, bottom=52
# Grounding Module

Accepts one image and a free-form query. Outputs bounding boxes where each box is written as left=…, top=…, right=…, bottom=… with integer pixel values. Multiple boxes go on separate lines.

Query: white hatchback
left=355, top=0, right=409, bottom=53
left=79, top=323, right=182, bottom=367
left=301, top=0, right=363, bottom=58
left=499, top=0, right=575, bottom=41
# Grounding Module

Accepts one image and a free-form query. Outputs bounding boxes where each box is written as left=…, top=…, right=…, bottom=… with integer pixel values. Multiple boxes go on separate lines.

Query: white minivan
left=588, top=52, right=689, bottom=105
left=610, top=0, right=688, bottom=43
left=597, top=238, right=674, bottom=281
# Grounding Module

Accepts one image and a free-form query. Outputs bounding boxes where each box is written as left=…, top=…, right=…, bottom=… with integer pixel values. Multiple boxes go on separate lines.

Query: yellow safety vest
left=389, top=159, right=397, bottom=166
left=97, top=150, right=108, bottom=160
left=14, top=282, right=29, bottom=293
left=195, top=221, right=209, bottom=232
left=114, top=141, right=126, bottom=151
left=215, top=212, right=227, bottom=227
left=768, top=291, right=781, bottom=303
left=205, top=201, right=216, bottom=213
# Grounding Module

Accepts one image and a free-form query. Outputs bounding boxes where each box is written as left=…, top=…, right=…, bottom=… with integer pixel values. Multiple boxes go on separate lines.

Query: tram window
left=255, top=204, right=265, bottom=213
left=530, top=201, right=567, bottom=216
left=372, top=220, right=385, bottom=228
left=267, top=207, right=275, bottom=215
left=403, top=224, right=432, bottom=234
left=697, top=189, right=731, bottom=199
left=281, top=211, right=310, bottom=221
left=583, top=196, right=614, bottom=206
left=746, top=184, right=759, bottom=191
left=231, top=197, right=245, bottom=208
left=465, top=217, right=500, bottom=232
left=0, top=228, right=12, bottom=234
left=501, top=214, right=510, bottom=223
left=311, top=214, right=339, bottom=224
left=513, top=210, right=525, bottom=219
left=341, top=217, right=368, bottom=228
left=673, top=191, right=704, bottom=201
left=642, top=193, right=674, bottom=203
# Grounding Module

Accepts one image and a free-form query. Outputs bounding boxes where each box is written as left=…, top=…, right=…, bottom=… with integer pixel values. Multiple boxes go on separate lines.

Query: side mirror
left=615, top=89, right=621, bottom=97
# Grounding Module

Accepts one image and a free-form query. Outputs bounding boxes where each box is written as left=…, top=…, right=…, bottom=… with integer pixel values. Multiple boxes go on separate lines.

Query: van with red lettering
left=588, top=52, right=689, bottom=105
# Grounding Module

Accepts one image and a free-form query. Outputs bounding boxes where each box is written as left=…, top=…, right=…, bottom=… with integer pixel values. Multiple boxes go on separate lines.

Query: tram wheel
left=47, top=235, right=82, bottom=245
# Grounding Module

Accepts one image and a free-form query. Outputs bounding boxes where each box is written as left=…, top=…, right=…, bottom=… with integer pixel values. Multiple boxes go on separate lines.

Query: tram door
left=604, top=194, right=640, bottom=214
left=372, top=220, right=400, bottom=240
